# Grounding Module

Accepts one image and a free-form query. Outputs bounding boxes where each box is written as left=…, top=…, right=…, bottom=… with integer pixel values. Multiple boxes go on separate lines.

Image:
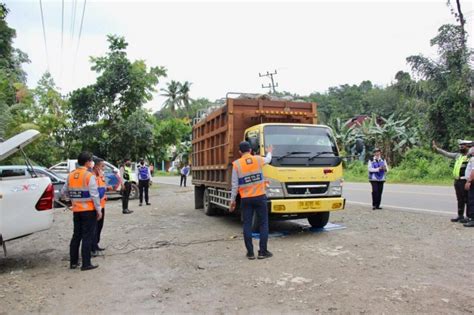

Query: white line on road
left=345, top=188, right=452, bottom=197
left=347, top=201, right=452, bottom=216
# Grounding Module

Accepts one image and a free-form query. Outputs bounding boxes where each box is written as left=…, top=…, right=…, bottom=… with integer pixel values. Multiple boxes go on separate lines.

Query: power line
left=39, top=0, right=50, bottom=71
left=70, top=0, right=78, bottom=40
left=60, top=0, right=64, bottom=85
left=73, top=0, right=87, bottom=77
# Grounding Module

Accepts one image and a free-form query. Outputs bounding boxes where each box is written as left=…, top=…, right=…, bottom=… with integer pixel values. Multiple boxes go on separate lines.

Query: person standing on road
left=91, top=157, right=111, bottom=255
left=62, top=151, right=102, bottom=271
left=230, top=141, right=273, bottom=260
left=120, top=158, right=134, bottom=214
left=137, top=158, right=152, bottom=206
left=433, top=140, right=472, bottom=222
left=368, top=148, right=388, bottom=210
left=463, top=147, right=474, bottom=227
left=180, top=164, right=191, bottom=187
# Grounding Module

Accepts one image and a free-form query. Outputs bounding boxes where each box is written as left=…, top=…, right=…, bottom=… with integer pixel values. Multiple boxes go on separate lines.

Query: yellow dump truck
left=192, top=94, right=345, bottom=228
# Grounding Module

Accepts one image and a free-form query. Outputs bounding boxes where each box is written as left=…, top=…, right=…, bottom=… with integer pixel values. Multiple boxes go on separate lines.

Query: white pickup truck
left=49, top=159, right=140, bottom=199
left=0, top=130, right=54, bottom=256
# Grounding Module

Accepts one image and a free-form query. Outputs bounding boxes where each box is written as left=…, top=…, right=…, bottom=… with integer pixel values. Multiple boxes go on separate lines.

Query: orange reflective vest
left=97, top=174, right=107, bottom=209
left=233, top=153, right=266, bottom=199
left=67, top=167, right=95, bottom=212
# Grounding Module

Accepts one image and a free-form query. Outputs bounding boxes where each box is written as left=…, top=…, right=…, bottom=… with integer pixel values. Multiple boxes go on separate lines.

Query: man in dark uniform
left=433, top=140, right=472, bottom=222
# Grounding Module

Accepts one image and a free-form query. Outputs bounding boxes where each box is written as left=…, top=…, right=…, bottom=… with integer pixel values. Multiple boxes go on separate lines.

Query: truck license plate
left=297, top=201, right=321, bottom=210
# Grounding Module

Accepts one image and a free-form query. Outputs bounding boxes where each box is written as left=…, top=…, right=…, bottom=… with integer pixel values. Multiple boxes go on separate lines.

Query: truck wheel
left=130, top=183, right=139, bottom=200
left=194, top=186, right=204, bottom=209
left=203, top=188, right=217, bottom=216
left=307, top=212, right=330, bottom=228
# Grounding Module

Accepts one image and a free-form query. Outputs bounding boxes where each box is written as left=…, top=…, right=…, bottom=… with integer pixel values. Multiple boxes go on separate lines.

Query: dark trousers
left=370, top=181, right=384, bottom=208
left=122, top=181, right=131, bottom=210
left=454, top=179, right=468, bottom=216
left=241, top=195, right=268, bottom=255
left=467, top=183, right=474, bottom=219
left=180, top=175, right=187, bottom=187
left=93, top=208, right=105, bottom=251
left=70, top=211, right=96, bottom=267
left=139, top=179, right=149, bottom=203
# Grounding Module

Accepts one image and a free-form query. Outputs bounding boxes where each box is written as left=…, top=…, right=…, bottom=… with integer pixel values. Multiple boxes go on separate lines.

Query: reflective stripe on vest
left=68, top=167, right=95, bottom=212
left=124, top=166, right=132, bottom=181
left=453, top=155, right=469, bottom=179
left=97, top=175, right=107, bottom=209
left=233, top=154, right=266, bottom=199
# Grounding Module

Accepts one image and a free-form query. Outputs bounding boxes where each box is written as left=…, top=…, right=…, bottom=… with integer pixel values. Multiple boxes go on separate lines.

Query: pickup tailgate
left=0, top=177, right=54, bottom=241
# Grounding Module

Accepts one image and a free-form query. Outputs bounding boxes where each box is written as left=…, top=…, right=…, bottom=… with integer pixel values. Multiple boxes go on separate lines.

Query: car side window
left=0, top=168, right=26, bottom=178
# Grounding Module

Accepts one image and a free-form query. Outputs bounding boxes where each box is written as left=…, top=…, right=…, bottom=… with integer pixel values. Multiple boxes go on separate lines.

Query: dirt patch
left=1, top=184, right=473, bottom=314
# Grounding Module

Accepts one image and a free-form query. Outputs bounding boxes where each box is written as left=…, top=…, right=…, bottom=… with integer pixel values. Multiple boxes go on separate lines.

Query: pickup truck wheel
left=203, top=188, right=217, bottom=216
left=307, top=212, right=330, bottom=228
left=130, top=183, right=139, bottom=200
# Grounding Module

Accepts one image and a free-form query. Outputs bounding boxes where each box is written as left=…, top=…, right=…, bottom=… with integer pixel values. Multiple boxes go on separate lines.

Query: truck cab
left=0, top=130, right=55, bottom=255
left=245, top=123, right=344, bottom=227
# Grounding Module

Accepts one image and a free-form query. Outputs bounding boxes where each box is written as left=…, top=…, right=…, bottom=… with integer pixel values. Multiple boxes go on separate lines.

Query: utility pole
left=259, top=70, right=278, bottom=94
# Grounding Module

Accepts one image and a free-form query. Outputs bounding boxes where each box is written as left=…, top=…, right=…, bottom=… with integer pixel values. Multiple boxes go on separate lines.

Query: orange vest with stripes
left=233, top=153, right=266, bottom=199
left=67, top=167, right=95, bottom=212
left=96, top=174, right=107, bottom=209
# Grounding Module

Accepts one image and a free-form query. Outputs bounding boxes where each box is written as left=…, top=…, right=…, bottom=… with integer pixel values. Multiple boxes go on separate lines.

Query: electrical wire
left=73, top=0, right=87, bottom=78
left=39, top=0, right=50, bottom=71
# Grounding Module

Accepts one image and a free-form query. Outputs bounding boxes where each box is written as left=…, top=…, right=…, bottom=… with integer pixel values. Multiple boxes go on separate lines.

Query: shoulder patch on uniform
left=245, top=158, right=253, bottom=165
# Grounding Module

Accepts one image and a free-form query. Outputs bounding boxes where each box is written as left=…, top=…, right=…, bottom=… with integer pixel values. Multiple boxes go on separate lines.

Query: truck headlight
left=328, top=179, right=343, bottom=196
left=265, top=177, right=284, bottom=198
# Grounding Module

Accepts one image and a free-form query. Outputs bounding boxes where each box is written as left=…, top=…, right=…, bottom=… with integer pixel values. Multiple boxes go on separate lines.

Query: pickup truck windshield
left=264, top=125, right=338, bottom=158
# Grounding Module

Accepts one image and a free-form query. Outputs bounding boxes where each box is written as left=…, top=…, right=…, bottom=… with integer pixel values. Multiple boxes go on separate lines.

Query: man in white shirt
left=463, top=146, right=474, bottom=227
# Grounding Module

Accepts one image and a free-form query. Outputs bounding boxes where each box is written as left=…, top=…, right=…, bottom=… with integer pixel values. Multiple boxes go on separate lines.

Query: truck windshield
left=264, top=125, right=338, bottom=158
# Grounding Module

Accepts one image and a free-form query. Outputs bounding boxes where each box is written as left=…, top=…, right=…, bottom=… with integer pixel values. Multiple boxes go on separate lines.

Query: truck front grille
left=285, top=182, right=329, bottom=195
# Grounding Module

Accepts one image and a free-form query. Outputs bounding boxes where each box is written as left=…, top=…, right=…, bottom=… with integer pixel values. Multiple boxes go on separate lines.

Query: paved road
left=153, top=176, right=457, bottom=217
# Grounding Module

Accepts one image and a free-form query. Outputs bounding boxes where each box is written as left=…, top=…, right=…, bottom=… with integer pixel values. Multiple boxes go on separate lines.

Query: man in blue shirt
left=180, top=164, right=191, bottom=187
left=136, top=159, right=152, bottom=206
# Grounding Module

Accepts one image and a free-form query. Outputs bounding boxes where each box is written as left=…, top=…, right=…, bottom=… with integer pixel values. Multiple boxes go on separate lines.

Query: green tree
left=407, top=24, right=473, bottom=146
left=161, top=80, right=181, bottom=115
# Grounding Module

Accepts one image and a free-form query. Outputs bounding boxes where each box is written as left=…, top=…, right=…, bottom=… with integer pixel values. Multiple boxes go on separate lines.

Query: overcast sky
left=5, top=0, right=474, bottom=112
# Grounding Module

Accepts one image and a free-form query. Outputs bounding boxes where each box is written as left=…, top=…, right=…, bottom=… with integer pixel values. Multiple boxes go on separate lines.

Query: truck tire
left=203, top=188, right=217, bottom=216
left=307, top=212, right=330, bottom=228
left=130, top=183, right=139, bottom=200
left=194, top=186, right=204, bottom=209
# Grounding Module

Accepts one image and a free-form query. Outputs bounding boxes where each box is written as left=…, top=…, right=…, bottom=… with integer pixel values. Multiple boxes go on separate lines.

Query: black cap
left=373, top=148, right=381, bottom=152
left=239, top=141, right=251, bottom=153
left=93, top=156, right=104, bottom=164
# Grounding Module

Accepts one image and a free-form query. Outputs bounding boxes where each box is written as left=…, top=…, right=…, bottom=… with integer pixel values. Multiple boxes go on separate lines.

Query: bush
left=343, top=148, right=452, bottom=185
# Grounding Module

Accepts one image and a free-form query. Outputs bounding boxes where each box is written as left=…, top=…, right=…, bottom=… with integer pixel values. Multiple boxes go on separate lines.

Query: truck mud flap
left=0, top=234, right=6, bottom=257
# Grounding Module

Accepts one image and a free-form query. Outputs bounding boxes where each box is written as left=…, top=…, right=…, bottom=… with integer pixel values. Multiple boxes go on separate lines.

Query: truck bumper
left=269, top=197, right=345, bottom=214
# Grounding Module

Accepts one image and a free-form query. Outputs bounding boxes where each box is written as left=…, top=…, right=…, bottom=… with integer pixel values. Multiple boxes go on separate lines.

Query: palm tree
left=161, top=81, right=181, bottom=114
left=178, top=81, right=192, bottom=115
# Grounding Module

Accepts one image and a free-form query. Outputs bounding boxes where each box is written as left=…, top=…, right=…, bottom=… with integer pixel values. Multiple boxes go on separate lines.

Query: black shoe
left=91, top=251, right=98, bottom=257
left=376, top=207, right=383, bottom=210
left=257, top=251, right=273, bottom=259
left=246, top=252, right=255, bottom=260
left=81, top=264, right=99, bottom=271
left=70, top=263, right=79, bottom=269
left=139, top=203, right=143, bottom=207
left=372, top=207, right=376, bottom=210
left=122, top=209, right=134, bottom=214
left=96, top=246, right=105, bottom=251
left=451, top=216, right=464, bottom=222
left=146, top=202, right=151, bottom=206
left=459, top=218, right=469, bottom=223
left=463, top=219, right=474, bottom=227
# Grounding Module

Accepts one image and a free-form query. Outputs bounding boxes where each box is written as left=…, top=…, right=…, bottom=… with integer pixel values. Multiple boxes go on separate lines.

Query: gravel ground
left=1, top=183, right=473, bottom=314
